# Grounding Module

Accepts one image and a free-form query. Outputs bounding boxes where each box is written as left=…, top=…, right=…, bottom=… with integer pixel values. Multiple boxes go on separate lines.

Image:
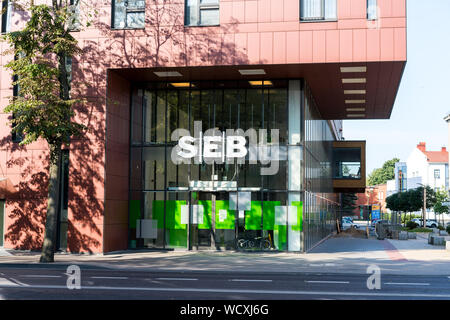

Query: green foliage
left=342, top=193, right=358, bottom=213
left=447, top=225, right=450, bottom=234
left=386, top=187, right=436, bottom=213
left=401, top=227, right=433, bottom=233
left=406, top=221, right=418, bottom=230
left=433, top=188, right=449, bottom=215
left=2, top=4, right=84, bottom=147
left=368, top=158, right=400, bottom=186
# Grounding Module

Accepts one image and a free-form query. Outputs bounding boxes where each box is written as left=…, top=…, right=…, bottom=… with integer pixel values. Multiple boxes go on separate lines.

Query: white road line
left=22, top=275, right=62, bottom=278
left=0, top=278, right=20, bottom=287
left=90, top=277, right=129, bottom=280
left=306, top=281, right=350, bottom=284
left=385, top=282, right=430, bottom=286
left=230, top=279, right=273, bottom=282
left=2, top=284, right=450, bottom=298
left=9, top=278, right=29, bottom=287
left=156, top=278, right=198, bottom=281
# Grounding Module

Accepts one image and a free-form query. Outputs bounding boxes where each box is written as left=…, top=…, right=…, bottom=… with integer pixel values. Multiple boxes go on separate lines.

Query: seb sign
left=171, top=121, right=283, bottom=176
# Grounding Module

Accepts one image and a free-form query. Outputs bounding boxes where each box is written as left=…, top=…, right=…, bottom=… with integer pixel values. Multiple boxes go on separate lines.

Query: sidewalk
left=0, top=234, right=449, bottom=276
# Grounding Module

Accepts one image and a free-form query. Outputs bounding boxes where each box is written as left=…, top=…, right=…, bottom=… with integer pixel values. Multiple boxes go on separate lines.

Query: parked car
left=411, top=218, right=438, bottom=228
left=341, top=218, right=359, bottom=229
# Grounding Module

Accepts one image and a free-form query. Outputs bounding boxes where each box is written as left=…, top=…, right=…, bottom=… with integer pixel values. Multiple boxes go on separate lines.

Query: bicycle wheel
left=262, top=240, right=271, bottom=250
left=247, top=240, right=255, bottom=248
left=237, top=239, right=247, bottom=249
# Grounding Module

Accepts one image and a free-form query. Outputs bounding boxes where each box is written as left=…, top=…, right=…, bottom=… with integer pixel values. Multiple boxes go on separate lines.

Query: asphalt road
left=0, top=265, right=449, bottom=301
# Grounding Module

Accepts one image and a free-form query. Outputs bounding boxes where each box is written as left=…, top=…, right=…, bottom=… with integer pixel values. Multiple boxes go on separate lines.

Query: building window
left=367, top=0, right=377, bottom=20
left=1, top=0, right=11, bottom=34
left=185, top=0, right=219, bottom=26
left=434, top=169, right=440, bottom=179
left=300, top=0, right=337, bottom=21
left=112, top=0, right=145, bottom=29
left=68, top=0, right=81, bottom=31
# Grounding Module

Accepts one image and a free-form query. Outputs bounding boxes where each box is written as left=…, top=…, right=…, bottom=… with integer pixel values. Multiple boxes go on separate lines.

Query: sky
left=343, top=0, right=450, bottom=175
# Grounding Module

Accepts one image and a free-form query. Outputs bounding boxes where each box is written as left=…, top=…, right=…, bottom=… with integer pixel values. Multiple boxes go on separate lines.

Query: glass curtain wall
left=129, top=81, right=296, bottom=250
left=303, top=83, right=338, bottom=252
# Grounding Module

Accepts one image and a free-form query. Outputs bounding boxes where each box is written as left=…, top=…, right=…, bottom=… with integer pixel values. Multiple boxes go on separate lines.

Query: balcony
left=333, top=141, right=366, bottom=193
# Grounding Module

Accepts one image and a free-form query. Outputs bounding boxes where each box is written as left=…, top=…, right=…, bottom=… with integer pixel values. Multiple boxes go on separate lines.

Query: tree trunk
left=40, top=144, right=62, bottom=263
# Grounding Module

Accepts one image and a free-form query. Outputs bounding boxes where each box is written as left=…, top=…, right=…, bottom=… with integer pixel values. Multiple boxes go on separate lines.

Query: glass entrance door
left=190, top=191, right=237, bottom=250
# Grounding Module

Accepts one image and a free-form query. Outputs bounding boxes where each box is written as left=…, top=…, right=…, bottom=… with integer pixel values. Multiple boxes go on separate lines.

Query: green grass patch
left=401, top=227, right=433, bottom=233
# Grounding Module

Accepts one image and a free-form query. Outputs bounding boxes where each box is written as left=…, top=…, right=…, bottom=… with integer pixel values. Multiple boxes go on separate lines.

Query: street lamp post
left=366, top=187, right=374, bottom=238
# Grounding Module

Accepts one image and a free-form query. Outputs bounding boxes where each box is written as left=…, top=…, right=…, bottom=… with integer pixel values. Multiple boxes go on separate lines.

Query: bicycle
left=237, top=237, right=272, bottom=250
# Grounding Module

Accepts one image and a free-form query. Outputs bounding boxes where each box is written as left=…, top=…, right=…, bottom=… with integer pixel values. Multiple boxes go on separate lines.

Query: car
left=341, top=218, right=359, bottom=229
left=411, top=218, right=439, bottom=228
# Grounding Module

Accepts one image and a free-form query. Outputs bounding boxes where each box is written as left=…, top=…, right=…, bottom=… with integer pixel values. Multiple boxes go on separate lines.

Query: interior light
left=340, top=66, right=367, bottom=73
left=344, top=90, right=366, bottom=95
left=249, top=80, right=273, bottom=86
left=342, top=78, right=367, bottom=84
left=346, top=108, right=366, bottom=112
left=345, top=100, right=366, bottom=104
left=170, top=82, right=192, bottom=88
left=154, top=71, right=182, bottom=77
left=347, top=114, right=366, bottom=118
left=239, top=69, right=266, bottom=75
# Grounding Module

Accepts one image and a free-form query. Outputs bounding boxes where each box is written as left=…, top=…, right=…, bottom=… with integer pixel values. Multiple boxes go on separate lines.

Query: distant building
left=407, top=142, right=448, bottom=192
left=354, top=184, right=387, bottom=218
left=395, top=162, right=407, bottom=192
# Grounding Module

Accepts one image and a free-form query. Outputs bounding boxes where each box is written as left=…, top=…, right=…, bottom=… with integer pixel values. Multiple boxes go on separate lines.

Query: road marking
left=306, top=281, right=350, bottom=284
left=22, top=275, right=61, bottom=278
left=9, top=277, right=29, bottom=287
left=2, top=284, right=450, bottom=298
left=385, top=282, right=430, bottom=286
left=0, top=278, right=20, bottom=287
left=230, top=279, right=273, bottom=282
left=90, top=276, right=129, bottom=280
left=155, top=278, right=198, bottom=281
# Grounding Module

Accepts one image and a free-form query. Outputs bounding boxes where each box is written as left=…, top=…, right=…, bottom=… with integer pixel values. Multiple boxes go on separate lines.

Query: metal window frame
left=367, top=0, right=378, bottom=20
left=112, top=0, right=146, bottom=30
left=300, top=0, right=337, bottom=22
left=1, top=0, right=10, bottom=34
left=186, top=0, right=220, bottom=27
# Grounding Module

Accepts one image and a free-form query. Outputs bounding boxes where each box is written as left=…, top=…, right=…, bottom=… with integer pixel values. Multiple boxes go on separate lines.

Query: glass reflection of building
left=395, top=162, right=407, bottom=192
left=129, top=80, right=339, bottom=252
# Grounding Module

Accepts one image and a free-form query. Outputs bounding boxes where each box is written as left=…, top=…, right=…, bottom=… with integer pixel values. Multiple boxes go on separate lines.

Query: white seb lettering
left=170, top=121, right=282, bottom=176
left=177, top=135, right=247, bottom=160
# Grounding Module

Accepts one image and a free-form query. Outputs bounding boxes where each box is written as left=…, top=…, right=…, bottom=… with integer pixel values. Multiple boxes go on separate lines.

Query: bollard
left=428, top=233, right=435, bottom=245
left=433, top=236, right=445, bottom=246
left=446, top=241, right=450, bottom=251
left=407, top=232, right=417, bottom=239
left=399, top=231, right=408, bottom=240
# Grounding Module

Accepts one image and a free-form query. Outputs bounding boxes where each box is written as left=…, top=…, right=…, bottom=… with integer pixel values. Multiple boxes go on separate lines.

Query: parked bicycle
left=237, top=236, right=272, bottom=250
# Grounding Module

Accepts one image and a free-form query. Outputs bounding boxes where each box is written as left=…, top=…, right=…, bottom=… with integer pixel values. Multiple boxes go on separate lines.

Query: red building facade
left=0, top=0, right=406, bottom=253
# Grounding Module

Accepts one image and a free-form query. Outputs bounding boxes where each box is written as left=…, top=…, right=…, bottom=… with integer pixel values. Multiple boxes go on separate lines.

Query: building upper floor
left=0, top=0, right=407, bottom=121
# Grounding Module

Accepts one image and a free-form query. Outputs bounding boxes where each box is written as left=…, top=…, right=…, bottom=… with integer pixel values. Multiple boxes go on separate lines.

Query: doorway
left=190, top=191, right=236, bottom=250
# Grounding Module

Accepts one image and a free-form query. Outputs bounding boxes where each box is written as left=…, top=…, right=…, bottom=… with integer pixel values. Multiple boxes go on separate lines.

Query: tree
left=433, top=188, right=449, bottom=227
left=2, top=2, right=85, bottom=262
left=386, top=187, right=436, bottom=225
left=341, top=193, right=358, bottom=215
left=367, top=158, right=400, bottom=186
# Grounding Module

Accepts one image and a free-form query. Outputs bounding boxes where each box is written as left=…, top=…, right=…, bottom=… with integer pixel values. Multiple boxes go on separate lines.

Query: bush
left=447, top=225, right=450, bottom=234
left=438, top=225, right=445, bottom=231
left=406, top=221, right=419, bottom=230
